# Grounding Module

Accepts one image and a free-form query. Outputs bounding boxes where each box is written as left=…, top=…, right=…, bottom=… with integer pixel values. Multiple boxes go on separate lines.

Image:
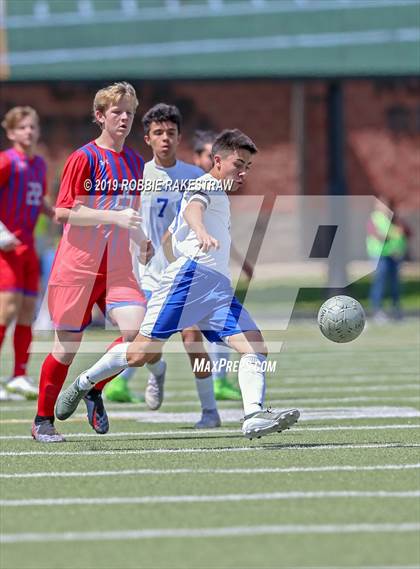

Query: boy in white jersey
left=57, top=129, right=300, bottom=439
left=104, top=104, right=221, bottom=429
left=192, top=130, right=255, bottom=402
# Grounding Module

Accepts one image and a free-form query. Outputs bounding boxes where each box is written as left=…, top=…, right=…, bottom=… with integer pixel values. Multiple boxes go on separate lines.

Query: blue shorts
left=140, top=258, right=259, bottom=342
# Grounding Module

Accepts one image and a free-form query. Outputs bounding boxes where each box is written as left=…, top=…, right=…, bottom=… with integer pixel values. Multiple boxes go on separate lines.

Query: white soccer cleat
left=0, top=385, right=10, bottom=401
left=145, top=361, right=167, bottom=410
left=0, top=385, right=25, bottom=401
left=6, top=375, right=38, bottom=400
left=242, top=408, right=300, bottom=440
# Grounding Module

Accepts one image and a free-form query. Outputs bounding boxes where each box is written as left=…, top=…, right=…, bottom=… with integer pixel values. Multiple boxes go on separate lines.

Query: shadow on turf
left=261, top=441, right=416, bottom=450
left=59, top=434, right=243, bottom=445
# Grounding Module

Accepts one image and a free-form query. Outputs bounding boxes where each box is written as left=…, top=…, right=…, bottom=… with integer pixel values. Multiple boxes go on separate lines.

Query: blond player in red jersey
left=0, top=107, right=54, bottom=401
left=32, top=82, right=155, bottom=442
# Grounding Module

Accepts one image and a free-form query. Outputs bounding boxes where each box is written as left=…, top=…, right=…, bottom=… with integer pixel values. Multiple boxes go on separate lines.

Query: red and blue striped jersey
left=0, top=148, right=47, bottom=246
left=50, top=141, right=144, bottom=285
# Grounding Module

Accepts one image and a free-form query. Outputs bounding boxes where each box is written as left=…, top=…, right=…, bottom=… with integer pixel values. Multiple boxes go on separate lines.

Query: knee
left=51, top=337, right=79, bottom=366
left=52, top=348, right=75, bottom=366
left=182, top=329, right=202, bottom=353
left=0, top=299, right=19, bottom=326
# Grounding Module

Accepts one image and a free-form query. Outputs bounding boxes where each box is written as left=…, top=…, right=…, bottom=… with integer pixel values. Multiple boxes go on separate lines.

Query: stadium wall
left=1, top=77, right=419, bottom=259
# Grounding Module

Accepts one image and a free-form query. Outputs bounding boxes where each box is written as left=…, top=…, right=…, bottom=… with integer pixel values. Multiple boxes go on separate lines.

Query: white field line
left=1, top=442, right=420, bottom=458
left=129, top=407, right=420, bottom=423
left=1, top=463, right=419, bottom=480
left=172, top=384, right=420, bottom=397
left=1, top=423, right=419, bottom=441
left=1, top=523, right=419, bottom=544
left=2, top=490, right=419, bottom=508
left=1, top=406, right=419, bottom=425
left=158, top=397, right=419, bottom=407
left=1, top=396, right=417, bottom=415
left=281, top=376, right=420, bottom=385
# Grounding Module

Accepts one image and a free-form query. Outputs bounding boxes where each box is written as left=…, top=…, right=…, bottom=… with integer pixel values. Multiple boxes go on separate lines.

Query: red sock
left=0, top=325, right=6, bottom=350
left=37, top=354, right=70, bottom=418
left=95, top=336, right=124, bottom=392
left=13, top=324, right=32, bottom=377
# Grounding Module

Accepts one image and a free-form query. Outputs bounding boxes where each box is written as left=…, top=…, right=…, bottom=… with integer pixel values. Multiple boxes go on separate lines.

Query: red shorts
left=48, top=272, right=146, bottom=332
left=0, top=243, right=40, bottom=296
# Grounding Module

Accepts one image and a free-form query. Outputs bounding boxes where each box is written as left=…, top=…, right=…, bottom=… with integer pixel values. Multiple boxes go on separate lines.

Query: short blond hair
left=93, top=82, right=139, bottom=126
left=1, top=106, right=39, bottom=131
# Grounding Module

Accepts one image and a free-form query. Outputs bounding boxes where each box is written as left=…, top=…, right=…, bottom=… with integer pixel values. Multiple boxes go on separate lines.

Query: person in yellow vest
left=366, top=197, right=411, bottom=321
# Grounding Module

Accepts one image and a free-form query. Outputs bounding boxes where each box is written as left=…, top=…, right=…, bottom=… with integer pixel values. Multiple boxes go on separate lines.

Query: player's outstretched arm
left=55, top=205, right=142, bottom=229
left=183, top=201, right=219, bottom=253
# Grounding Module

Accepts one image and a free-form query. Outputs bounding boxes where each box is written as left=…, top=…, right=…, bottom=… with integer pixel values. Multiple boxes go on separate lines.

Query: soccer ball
left=317, top=295, right=365, bottom=343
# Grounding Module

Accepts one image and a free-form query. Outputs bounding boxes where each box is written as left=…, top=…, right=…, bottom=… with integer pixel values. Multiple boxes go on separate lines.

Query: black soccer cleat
left=83, top=389, right=109, bottom=434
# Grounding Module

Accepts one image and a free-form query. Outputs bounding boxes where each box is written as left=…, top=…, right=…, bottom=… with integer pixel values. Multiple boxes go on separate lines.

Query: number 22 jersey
left=0, top=148, right=47, bottom=247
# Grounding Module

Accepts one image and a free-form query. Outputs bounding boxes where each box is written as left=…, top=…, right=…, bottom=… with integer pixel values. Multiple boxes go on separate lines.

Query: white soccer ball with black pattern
left=317, top=295, right=365, bottom=343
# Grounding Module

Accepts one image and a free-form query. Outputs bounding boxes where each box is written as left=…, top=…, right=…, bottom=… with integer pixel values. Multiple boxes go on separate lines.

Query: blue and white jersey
left=134, top=159, right=203, bottom=292
left=170, top=173, right=232, bottom=280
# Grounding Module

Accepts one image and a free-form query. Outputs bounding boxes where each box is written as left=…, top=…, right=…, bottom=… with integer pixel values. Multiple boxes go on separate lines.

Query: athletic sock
left=238, top=353, right=266, bottom=416
left=146, top=359, right=166, bottom=376
left=210, top=342, right=230, bottom=380
left=13, top=324, right=32, bottom=377
left=195, top=374, right=217, bottom=411
left=0, top=325, right=6, bottom=350
left=118, top=367, right=137, bottom=382
left=94, top=337, right=124, bottom=392
left=78, top=342, right=130, bottom=389
left=37, top=354, right=70, bottom=417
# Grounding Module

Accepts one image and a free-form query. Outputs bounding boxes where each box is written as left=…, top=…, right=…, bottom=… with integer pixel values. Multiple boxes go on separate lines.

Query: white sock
left=210, top=342, right=231, bottom=380
left=146, top=359, right=166, bottom=377
left=78, top=343, right=129, bottom=389
left=118, top=367, right=137, bottom=383
left=238, top=353, right=266, bottom=416
left=195, top=374, right=217, bottom=411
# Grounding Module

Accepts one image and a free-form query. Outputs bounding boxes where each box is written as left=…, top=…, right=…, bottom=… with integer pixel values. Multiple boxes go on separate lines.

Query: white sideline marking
left=1, top=523, right=419, bottom=544
left=1, top=490, right=419, bottom=508
left=1, top=463, right=419, bottom=480
left=173, top=384, right=420, bottom=397
left=1, top=423, right=419, bottom=440
left=157, top=397, right=419, bottom=407
left=1, top=442, right=420, bottom=457
left=1, top=406, right=419, bottom=424
left=1, top=396, right=420, bottom=417
left=118, top=407, right=419, bottom=423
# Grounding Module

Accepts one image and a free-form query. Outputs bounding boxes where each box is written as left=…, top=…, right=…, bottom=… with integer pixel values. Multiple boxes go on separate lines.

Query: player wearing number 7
left=0, top=107, right=54, bottom=401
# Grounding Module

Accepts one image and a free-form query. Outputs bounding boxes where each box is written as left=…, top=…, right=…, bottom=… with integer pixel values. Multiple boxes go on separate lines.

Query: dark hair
left=192, top=130, right=217, bottom=154
left=212, top=129, right=258, bottom=157
left=142, top=103, right=182, bottom=134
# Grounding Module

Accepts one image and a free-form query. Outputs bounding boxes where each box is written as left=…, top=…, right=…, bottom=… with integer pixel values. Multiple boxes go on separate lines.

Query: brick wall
left=1, top=78, right=419, bottom=254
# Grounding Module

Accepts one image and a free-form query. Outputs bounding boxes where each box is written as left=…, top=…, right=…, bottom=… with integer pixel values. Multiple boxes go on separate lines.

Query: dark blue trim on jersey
left=106, top=299, right=147, bottom=313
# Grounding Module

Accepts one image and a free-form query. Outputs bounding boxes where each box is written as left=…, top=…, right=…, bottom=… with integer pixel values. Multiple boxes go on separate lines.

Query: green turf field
left=1, top=319, right=419, bottom=569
